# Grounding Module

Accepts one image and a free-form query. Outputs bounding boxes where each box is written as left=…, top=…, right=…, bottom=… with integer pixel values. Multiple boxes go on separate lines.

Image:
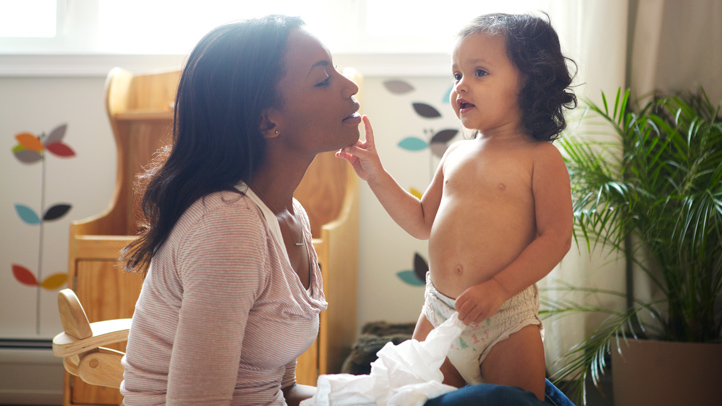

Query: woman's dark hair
left=122, top=15, right=305, bottom=275
left=459, top=13, right=577, bottom=142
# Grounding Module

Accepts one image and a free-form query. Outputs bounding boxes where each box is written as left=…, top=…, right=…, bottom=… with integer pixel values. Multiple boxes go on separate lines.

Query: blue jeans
left=425, top=379, right=575, bottom=406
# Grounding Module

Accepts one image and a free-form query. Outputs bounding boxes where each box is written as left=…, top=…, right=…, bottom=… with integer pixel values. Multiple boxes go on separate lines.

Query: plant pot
left=611, top=339, right=722, bottom=406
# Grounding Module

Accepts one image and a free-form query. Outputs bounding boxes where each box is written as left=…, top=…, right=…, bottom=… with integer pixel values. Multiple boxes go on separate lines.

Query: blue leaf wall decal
left=397, top=270, right=426, bottom=286
left=398, top=137, right=428, bottom=151
left=15, top=204, right=41, bottom=225
left=443, top=84, right=453, bottom=104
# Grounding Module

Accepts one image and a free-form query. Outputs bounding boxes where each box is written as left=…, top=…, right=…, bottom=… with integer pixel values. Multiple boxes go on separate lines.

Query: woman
left=120, top=15, right=361, bottom=405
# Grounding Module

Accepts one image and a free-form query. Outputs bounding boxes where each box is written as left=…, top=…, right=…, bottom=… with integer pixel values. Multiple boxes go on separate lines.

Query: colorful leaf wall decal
left=412, top=103, right=442, bottom=118
left=413, top=252, right=429, bottom=282
left=431, top=129, right=458, bottom=144
left=43, top=204, right=71, bottom=221
left=12, top=148, right=43, bottom=163
left=45, top=142, right=75, bottom=157
left=15, top=204, right=42, bottom=224
left=44, top=124, right=67, bottom=144
left=15, top=132, right=44, bottom=152
left=398, top=137, right=428, bottom=151
left=409, top=187, right=422, bottom=199
left=396, top=270, right=425, bottom=286
left=429, top=129, right=459, bottom=157
left=396, top=252, right=429, bottom=286
left=443, top=84, right=453, bottom=104
left=40, top=273, right=67, bottom=290
left=10, top=265, right=66, bottom=290
left=384, top=80, right=415, bottom=95
left=12, top=264, right=38, bottom=286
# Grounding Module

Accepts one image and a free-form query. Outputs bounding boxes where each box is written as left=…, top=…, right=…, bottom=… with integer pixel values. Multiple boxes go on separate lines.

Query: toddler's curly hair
left=460, top=13, right=577, bottom=142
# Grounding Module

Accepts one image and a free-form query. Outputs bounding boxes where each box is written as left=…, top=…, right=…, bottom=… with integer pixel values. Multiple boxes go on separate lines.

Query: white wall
left=0, top=72, right=461, bottom=341
left=0, top=76, right=116, bottom=339
left=357, top=76, right=463, bottom=329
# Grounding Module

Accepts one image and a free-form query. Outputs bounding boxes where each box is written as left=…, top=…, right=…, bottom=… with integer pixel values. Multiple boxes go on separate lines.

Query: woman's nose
left=343, top=74, right=359, bottom=98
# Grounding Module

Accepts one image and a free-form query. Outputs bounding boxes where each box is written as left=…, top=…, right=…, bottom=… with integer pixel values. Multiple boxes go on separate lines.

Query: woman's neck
left=248, top=149, right=315, bottom=214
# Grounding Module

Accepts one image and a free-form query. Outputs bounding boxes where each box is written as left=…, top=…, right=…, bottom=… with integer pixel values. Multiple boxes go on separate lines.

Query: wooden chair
left=52, top=289, right=129, bottom=393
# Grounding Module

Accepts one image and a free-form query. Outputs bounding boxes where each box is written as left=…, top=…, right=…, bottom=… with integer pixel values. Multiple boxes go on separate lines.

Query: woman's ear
left=260, top=110, right=281, bottom=138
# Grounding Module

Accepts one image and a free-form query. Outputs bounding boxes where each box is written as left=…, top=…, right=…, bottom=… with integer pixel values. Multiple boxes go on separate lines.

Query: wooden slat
left=114, top=110, right=173, bottom=121
left=74, top=236, right=135, bottom=260
left=318, top=169, right=359, bottom=375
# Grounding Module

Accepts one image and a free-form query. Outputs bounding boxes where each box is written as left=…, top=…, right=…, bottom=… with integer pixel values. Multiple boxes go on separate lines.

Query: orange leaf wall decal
left=40, top=273, right=67, bottom=290
left=14, top=133, right=44, bottom=152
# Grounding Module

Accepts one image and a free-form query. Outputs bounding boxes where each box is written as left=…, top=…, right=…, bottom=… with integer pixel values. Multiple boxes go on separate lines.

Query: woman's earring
left=275, top=130, right=280, bottom=135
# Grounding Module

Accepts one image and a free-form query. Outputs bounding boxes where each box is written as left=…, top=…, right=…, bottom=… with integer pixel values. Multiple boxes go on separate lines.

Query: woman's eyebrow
left=307, top=60, right=330, bottom=76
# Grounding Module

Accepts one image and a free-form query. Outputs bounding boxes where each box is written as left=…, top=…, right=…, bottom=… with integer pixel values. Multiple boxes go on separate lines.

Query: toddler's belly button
left=455, top=264, right=463, bottom=274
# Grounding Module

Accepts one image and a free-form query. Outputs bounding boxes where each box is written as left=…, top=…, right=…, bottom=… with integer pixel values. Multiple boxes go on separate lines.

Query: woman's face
left=269, top=28, right=361, bottom=154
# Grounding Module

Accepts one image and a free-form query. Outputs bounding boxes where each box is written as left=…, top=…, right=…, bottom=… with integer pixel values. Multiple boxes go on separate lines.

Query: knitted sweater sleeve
left=167, top=205, right=266, bottom=405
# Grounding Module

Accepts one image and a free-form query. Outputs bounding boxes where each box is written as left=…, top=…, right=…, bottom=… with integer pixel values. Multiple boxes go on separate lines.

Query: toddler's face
left=450, top=32, right=525, bottom=137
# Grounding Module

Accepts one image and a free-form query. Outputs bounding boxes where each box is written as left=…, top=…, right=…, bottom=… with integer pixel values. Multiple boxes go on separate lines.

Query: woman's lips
left=343, top=112, right=362, bottom=125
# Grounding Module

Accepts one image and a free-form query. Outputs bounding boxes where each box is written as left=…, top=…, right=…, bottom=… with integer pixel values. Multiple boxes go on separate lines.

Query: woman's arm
left=282, top=383, right=316, bottom=406
left=167, top=206, right=266, bottom=403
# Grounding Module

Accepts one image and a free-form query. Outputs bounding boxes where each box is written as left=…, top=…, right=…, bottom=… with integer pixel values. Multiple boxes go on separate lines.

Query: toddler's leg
left=480, top=324, right=545, bottom=400
left=413, top=312, right=466, bottom=388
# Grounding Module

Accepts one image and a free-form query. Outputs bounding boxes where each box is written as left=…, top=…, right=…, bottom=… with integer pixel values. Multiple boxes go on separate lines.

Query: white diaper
left=421, top=274, right=542, bottom=384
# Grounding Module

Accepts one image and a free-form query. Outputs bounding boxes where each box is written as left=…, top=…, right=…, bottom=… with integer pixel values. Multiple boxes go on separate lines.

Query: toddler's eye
left=453, top=72, right=462, bottom=81
left=475, top=69, right=488, bottom=77
left=315, top=76, right=331, bottom=87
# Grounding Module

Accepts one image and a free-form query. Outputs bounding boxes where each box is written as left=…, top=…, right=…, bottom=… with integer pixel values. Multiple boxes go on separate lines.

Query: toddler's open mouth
left=457, top=98, right=475, bottom=112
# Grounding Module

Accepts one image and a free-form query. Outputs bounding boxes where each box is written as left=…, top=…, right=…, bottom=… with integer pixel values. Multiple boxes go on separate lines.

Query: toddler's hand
left=335, top=115, right=384, bottom=182
left=455, top=279, right=508, bottom=326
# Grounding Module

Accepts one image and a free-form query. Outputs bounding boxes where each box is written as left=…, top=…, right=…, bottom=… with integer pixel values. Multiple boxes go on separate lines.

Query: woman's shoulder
left=177, top=190, right=265, bottom=235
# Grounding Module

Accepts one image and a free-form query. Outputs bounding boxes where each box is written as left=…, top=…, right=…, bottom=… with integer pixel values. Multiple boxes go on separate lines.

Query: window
left=0, top=0, right=56, bottom=38
left=1, top=0, right=549, bottom=54
left=0, top=0, right=564, bottom=76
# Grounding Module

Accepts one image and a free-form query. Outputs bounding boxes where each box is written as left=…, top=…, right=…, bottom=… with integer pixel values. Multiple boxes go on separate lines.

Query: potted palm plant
left=543, top=88, right=722, bottom=405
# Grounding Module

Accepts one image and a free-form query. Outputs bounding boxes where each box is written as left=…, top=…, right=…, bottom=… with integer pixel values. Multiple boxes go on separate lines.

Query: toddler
left=337, top=13, right=576, bottom=400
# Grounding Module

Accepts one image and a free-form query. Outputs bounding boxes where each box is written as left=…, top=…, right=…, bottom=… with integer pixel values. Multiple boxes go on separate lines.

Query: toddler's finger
left=362, top=115, right=375, bottom=146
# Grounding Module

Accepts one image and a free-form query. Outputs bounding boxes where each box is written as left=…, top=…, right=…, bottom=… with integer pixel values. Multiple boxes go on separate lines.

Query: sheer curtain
left=540, top=0, right=722, bottom=375
left=630, top=0, right=722, bottom=103
left=539, top=0, right=630, bottom=375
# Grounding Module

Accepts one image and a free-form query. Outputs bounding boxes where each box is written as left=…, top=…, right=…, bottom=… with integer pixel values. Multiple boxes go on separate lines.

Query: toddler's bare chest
left=442, top=152, right=533, bottom=204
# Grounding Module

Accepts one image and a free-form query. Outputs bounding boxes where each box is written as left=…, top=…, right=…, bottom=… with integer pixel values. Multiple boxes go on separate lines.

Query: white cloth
left=301, top=313, right=465, bottom=406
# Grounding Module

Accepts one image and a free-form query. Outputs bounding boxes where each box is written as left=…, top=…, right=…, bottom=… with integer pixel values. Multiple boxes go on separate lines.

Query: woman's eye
left=315, top=76, right=331, bottom=87
left=475, top=69, right=488, bottom=77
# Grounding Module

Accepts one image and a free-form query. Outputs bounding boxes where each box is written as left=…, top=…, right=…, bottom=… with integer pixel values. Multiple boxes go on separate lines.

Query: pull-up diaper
left=421, top=275, right=542, bottom=385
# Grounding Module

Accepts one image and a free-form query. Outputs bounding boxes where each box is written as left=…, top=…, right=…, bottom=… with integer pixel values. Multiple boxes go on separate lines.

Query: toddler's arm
left=336, top=115, right=442, bottom=239
left=455, top=143, right=573, bottom=325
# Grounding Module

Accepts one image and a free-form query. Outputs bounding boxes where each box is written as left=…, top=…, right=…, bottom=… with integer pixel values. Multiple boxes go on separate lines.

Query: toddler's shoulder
left=530, top=140, right=564, bottom=162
